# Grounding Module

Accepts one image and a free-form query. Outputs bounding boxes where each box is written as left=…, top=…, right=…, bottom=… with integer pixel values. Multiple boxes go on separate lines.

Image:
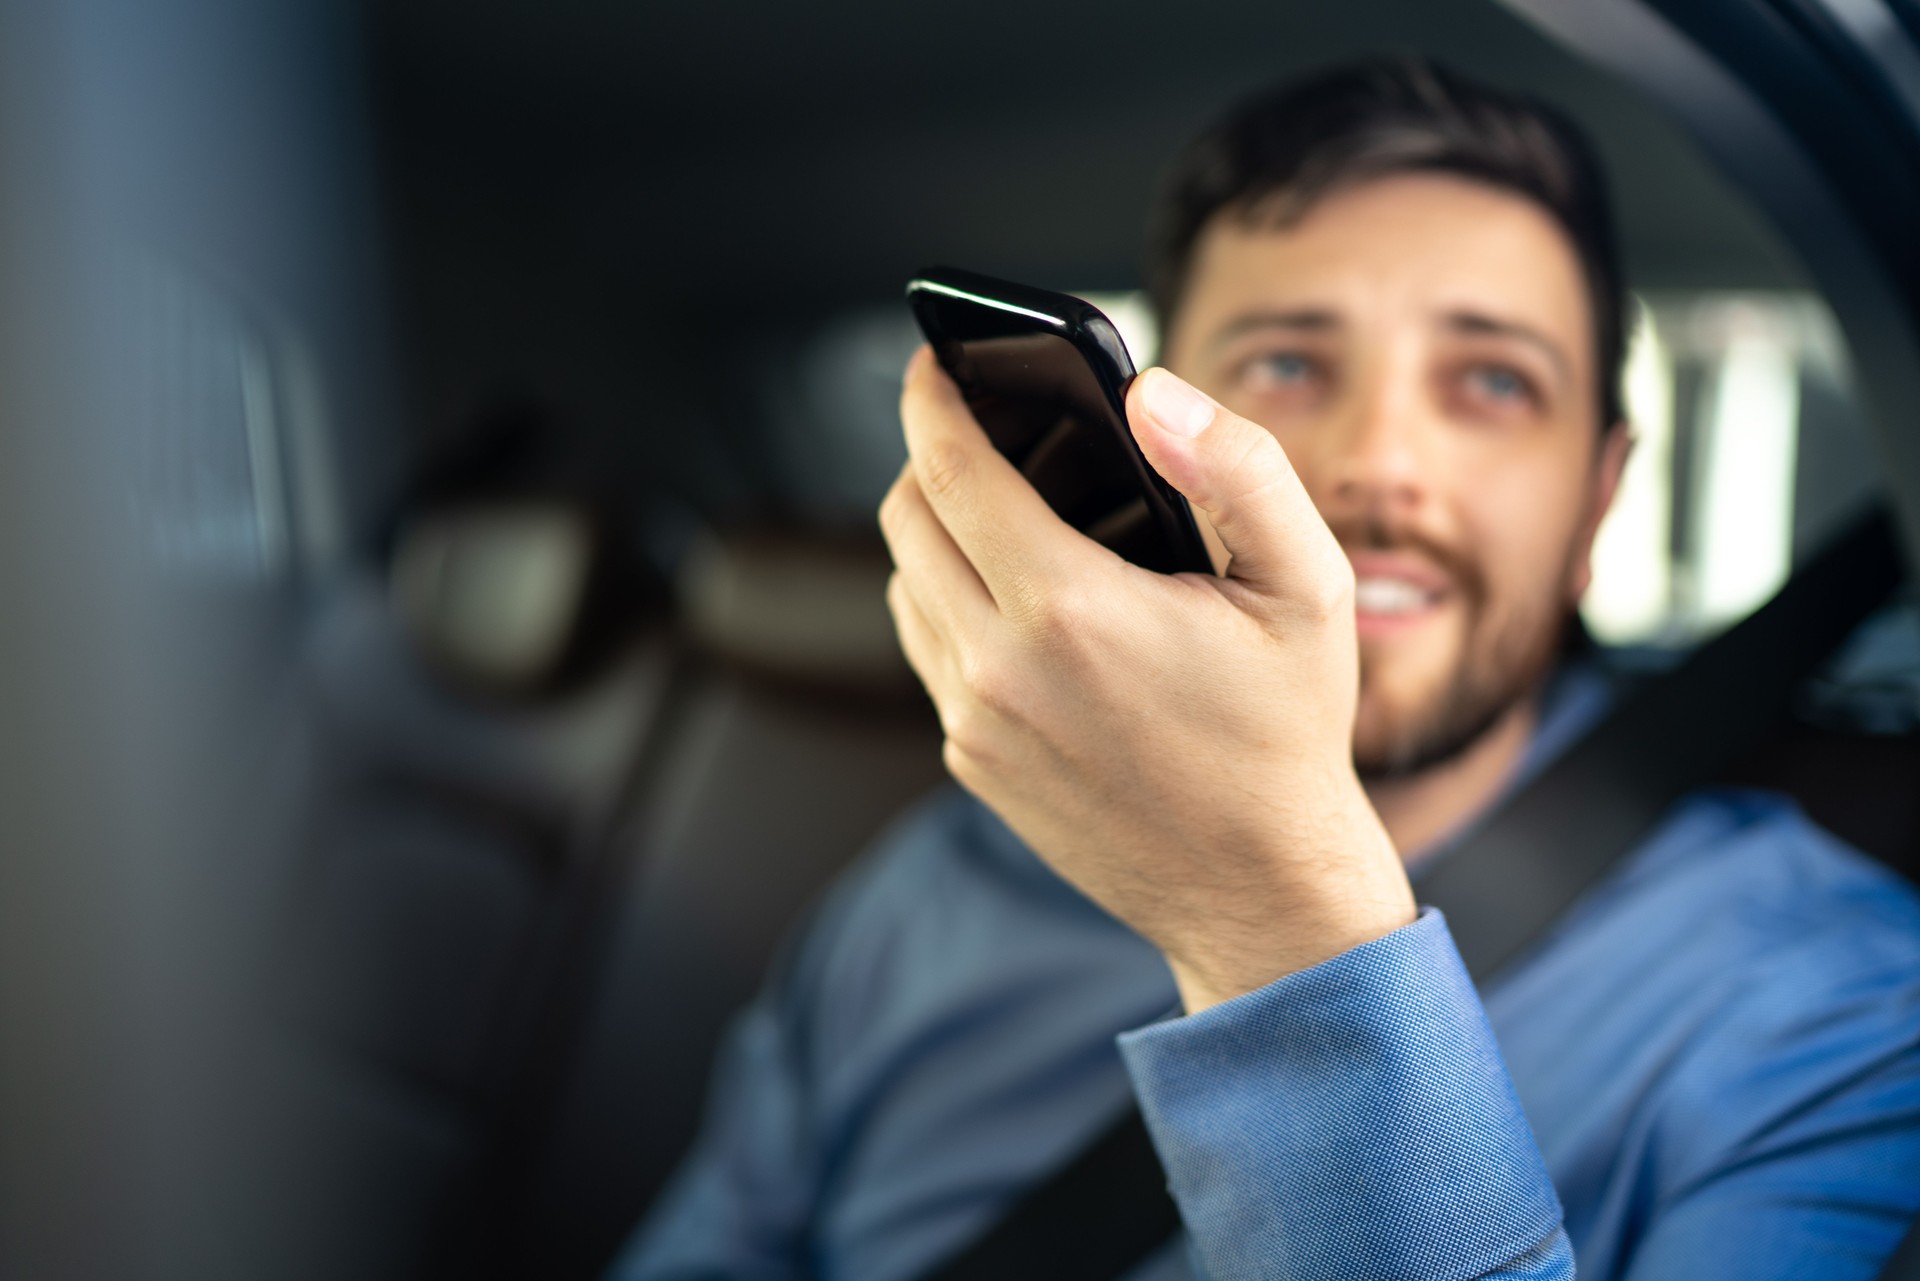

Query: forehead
left=1175, top=172, right=1594, bottom=367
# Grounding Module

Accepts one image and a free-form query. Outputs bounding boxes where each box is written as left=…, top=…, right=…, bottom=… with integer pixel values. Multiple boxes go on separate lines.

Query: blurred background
left=0, top=1, right=1915, bottom=1279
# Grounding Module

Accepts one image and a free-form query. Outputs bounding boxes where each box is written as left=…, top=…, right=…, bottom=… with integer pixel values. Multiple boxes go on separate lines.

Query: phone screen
left=949, top=332, right=1170, bottom=571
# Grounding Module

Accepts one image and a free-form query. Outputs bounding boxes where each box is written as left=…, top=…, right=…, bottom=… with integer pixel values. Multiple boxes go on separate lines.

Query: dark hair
left=1145, top=57, right=1628, bottom=430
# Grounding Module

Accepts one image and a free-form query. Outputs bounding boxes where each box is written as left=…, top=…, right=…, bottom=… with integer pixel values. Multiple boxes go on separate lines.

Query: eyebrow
left=1201, top=309, right=1342, bottom=354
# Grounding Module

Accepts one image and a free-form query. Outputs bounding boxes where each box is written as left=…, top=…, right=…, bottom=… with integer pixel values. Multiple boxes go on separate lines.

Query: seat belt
left=1886, top=1218, right=1920, bottom=1281
left=922, top=503, right=1908, bottom=1281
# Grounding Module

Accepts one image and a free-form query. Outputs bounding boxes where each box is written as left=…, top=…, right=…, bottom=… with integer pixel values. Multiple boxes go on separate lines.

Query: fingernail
left=1142, top=368, right=1215, bottom=437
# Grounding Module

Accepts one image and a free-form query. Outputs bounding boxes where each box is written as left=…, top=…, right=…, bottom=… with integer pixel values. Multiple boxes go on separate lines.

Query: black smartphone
left=905, top=266, right=1214, bottom=575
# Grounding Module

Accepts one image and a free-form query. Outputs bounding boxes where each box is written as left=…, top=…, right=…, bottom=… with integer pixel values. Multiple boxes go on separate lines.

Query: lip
left=1348, top=550, right=1451, bottom=639
left=1346, top=551, right=1451, bottom=594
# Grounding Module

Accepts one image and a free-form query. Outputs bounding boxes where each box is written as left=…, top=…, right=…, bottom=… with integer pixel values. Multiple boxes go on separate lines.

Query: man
left=615, top=59, right=1920, bottom=1279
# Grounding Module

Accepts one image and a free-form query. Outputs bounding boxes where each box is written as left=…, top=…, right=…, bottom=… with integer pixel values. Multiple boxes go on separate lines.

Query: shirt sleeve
left=1117, top=908, right=1572, bottom=1281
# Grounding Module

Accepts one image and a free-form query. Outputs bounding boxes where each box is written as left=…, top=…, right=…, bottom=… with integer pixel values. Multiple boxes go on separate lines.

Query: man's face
left=1162, top=172, right=1629, bottom=776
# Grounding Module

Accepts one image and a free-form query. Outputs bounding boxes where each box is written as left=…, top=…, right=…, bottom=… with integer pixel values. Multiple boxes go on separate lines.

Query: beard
left=1338, top=514, right=1573, bottom=781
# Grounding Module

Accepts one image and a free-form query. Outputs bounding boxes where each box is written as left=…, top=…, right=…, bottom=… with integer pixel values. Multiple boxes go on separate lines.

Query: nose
left=1312, top=367, right=1435, bottom=523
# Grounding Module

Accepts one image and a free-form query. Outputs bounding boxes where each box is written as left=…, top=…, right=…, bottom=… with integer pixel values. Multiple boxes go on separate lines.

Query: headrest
left=676, top=528, right=915, bottom=697
left=391, top=508, right=917, bottom=702
left=388, top=501, right=596, bottom=694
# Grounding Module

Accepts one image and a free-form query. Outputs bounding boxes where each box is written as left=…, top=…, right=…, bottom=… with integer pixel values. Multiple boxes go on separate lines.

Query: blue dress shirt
left=613, top=668, right=1920, bottom=1279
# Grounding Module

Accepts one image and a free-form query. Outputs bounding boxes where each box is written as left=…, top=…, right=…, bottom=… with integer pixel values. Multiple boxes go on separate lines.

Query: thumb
left=1127, top=367, right=1339, bottom=601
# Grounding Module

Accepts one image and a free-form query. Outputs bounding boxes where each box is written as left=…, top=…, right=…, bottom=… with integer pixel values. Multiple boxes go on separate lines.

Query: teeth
left=1354, top=577, right=1433, bottom=616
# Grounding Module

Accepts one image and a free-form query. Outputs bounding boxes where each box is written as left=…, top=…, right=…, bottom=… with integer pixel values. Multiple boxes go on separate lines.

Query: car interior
left=0, top=1, right=1915, bottom=1279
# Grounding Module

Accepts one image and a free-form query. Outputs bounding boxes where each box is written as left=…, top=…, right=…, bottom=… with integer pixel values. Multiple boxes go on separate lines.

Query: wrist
left=1165, top=798, right=1415, bottom=1012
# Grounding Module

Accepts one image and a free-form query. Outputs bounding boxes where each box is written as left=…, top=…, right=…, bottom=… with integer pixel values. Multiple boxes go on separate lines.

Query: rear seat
left=283, top=502, right=940, bottom=1281
left=281, top=501, right=677, bottom=1281
left=503, top=526, right=944, bottom=1281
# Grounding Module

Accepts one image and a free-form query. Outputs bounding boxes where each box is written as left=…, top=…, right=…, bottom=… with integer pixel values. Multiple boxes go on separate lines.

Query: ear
left=1567, top=424, right=1634, bottom=603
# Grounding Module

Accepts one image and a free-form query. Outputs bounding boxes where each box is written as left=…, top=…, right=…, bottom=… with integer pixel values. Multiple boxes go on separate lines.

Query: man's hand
left=879, top=349, right=1416, bottom=1011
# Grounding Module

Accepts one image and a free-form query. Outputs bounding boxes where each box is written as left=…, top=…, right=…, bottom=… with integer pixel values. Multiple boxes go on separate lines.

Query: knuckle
left=1220, top=429, right=1272, bottom=488
left=955, top=646, right=1023, bottom=721
left=940, top=737, right=980, bottom=788
left=917, top=443, right=969, bottom=499
left=1015, top=582, right=1089, bottom=653
left=877, top=478, right=910, bottom=537
left=941, top=699, right=990, bottom=759
left=1299, top=558, right=1355, bottom=624
left=1202, top=430, right=1268, bottom=506
left=898, top=359, right=926, bottom=421
left=958, top=656, right=1009, bottom=716
left=1212, top=432, right=1294, bottom=520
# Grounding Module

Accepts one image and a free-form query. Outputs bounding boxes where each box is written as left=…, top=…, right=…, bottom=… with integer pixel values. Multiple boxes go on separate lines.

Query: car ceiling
left=359, top=0, right=1817, bottom=505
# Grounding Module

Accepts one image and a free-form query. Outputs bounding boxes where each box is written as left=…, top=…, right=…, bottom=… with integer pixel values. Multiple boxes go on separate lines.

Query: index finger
left=898, top=346, right=1097, bottom=610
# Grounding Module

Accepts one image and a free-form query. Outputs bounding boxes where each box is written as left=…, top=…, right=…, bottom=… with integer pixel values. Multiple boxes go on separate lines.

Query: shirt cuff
left=1116, top=908, right=1564, bottom=1281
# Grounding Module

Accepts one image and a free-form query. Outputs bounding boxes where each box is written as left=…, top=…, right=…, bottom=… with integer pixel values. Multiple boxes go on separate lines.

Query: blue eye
left=1471, top=365, right=1530, bottom=402
left=1242, top=352, right=1320, bottom=394
left=1262, top=352, right=1315, bottom=383
left=1234, top=350, right=1329, bottom=402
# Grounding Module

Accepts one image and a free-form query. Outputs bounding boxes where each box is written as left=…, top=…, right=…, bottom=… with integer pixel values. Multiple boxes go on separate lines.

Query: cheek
left=1458, top=461, right=1593, bottom=628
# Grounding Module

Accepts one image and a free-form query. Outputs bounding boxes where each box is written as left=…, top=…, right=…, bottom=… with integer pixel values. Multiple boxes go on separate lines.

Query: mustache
left=1326, top=514, right=1486, bottom=604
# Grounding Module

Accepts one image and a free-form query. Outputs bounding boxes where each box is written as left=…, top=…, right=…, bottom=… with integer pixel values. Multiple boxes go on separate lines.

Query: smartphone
left=905, top=267, right=1214, bottom=575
